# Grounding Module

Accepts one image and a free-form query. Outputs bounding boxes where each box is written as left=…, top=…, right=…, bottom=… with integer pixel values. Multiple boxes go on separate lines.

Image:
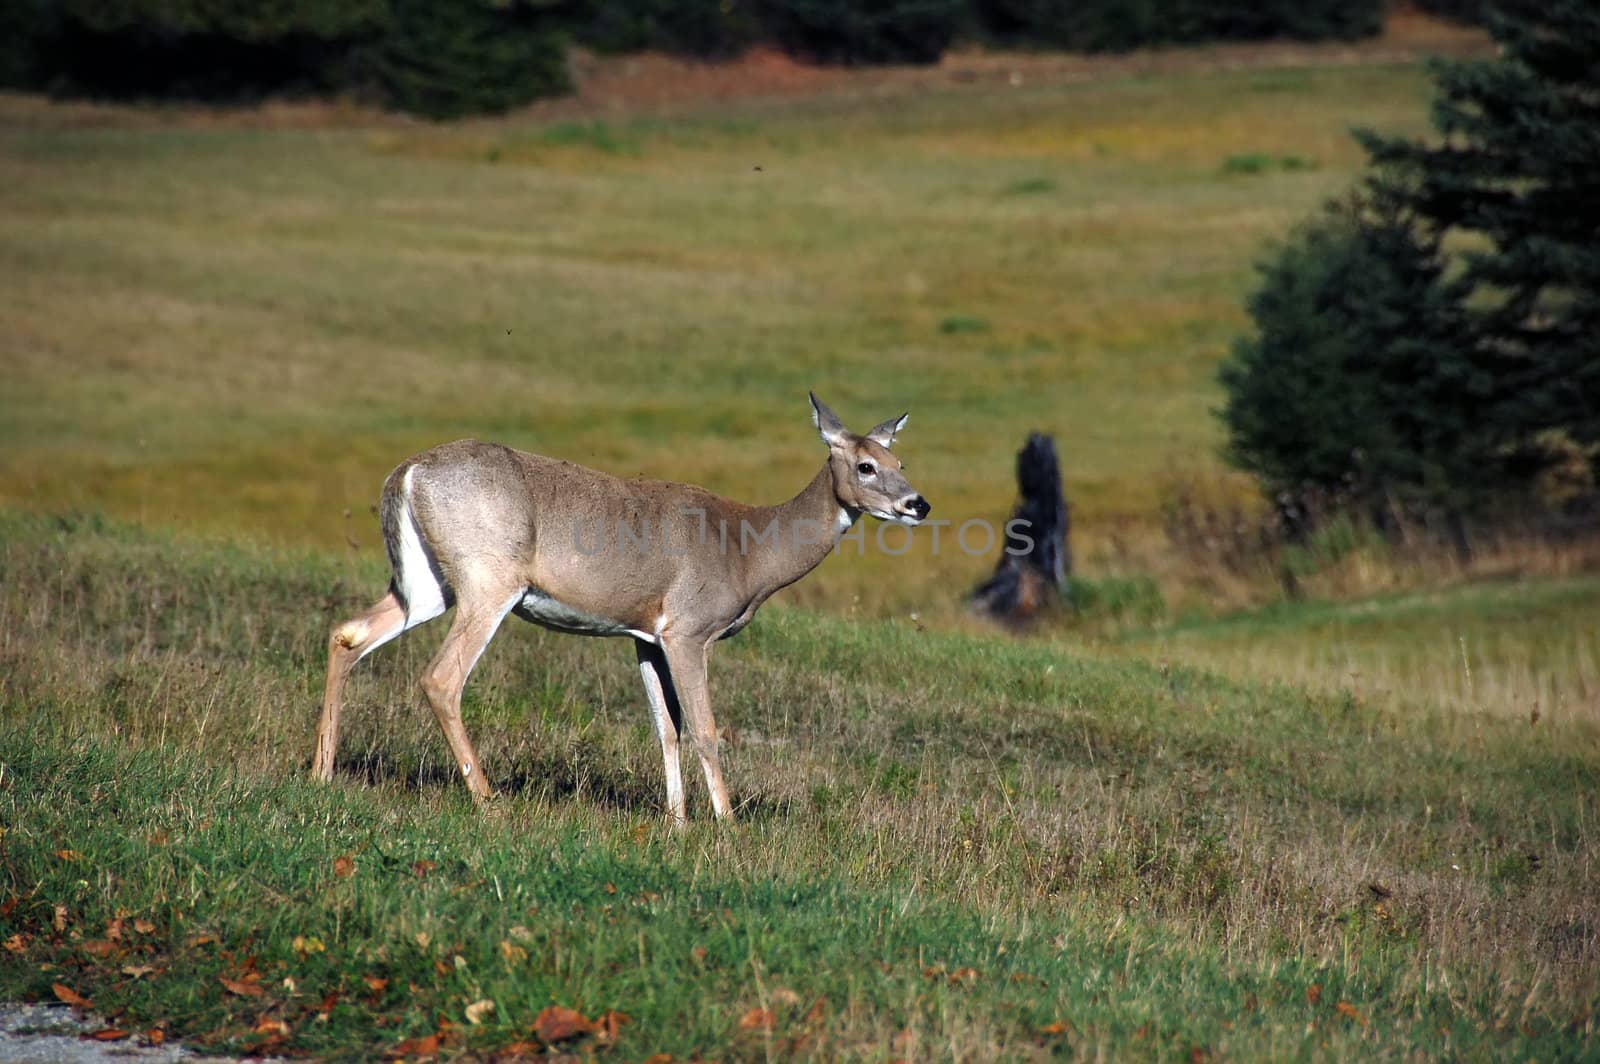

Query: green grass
left=0, top=59, right=1441, bottom=616
left=2, top=36, right=1594, bottom=1058
left=1104, top=574, right=1600, bottom=725
left=1, top=514, right=1595, bottom=1058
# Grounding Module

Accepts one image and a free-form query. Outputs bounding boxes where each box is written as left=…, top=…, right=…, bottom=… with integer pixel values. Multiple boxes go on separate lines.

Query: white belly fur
left=519, top=587, right=652, bottom=642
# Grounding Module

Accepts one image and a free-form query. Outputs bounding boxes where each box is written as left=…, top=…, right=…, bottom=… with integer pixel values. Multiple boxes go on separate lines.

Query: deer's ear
left=865, top=413, right=908, bottom=449
left=810, top=392, right=849, bottom=447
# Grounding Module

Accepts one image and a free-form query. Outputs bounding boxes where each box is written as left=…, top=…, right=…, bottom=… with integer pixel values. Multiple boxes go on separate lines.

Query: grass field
left=0, top=49, right=1448, bottom=616
left=1, top=514, right=1595, bottom=1059
left=2, top=22, right=1597, bottom=1060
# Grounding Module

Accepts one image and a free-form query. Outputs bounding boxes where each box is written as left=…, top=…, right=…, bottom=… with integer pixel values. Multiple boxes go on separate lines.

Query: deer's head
left=810, top=392, right=931, bottom=526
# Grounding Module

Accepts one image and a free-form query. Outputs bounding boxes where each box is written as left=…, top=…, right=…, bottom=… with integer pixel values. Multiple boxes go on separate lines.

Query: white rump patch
left=396, top=467, right=448, bottom=631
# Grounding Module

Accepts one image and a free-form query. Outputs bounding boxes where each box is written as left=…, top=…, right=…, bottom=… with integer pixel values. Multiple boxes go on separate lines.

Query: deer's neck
left=744, top=461, right=854, bottom=600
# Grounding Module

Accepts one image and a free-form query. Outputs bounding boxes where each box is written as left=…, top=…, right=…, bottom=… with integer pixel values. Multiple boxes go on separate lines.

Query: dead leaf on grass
left=4, top=933, right=29, bottom=953
left=465, top=999, right=495, bottom=1025
left=738, top=1007, right=775, bottom=1032
left=384, top=1033, right=440, bottom=1059
left=121, top=964, right=157, bottom=979
left=534, top=1005, right=594, bottom=1043
left=55, top=849, right=82, bottom=862
left=254, top=1019, right=291, bottom=1037
left=365, top=974, right=390, bottom=993
left=333, top=855, right=355, bottom=878
left=133, top=919, right=155, bottom=935
left=1306, top=983, right=1323, bottom=1005
left=80, top=939, right=118, bottom=958
left=595, top=1011, right=629, bottom=1043
left=89, top=1029, right=129, bottom=1041
left=52, top=983, right=91, bottom=1008
left=1040, top=1020, right=1071, bottom=1035
left=221, top=975, right=265, bottom=998
left=1335, top=1002, right=1368, bottom=1027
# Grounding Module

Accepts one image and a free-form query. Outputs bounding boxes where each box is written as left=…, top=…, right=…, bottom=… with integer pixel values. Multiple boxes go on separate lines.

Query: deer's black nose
left=909, top=496, right=931, bottom=519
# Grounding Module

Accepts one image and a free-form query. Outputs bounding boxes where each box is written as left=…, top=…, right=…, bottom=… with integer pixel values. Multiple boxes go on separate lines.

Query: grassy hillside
left=0, top=56, right=1446, bottom=617
left=0, top=515, right=1594, bottom=1058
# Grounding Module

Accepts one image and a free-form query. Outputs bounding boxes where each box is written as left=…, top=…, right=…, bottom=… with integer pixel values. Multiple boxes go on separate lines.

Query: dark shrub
left=569, top=0, right=760, bottom=58
left=760, top=0, right=967, bottom=65
left=974, top=0, right=1381, bottom=52
left=39, top=0, right=386, bottom=99
left=375, top=0, right=571, bottom=119
left=1217, top=192, right=1499, bottom=523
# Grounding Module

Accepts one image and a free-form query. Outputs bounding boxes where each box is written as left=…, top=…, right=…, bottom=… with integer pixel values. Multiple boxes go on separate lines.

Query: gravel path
left=0, top=1004, right=201, bottom=1063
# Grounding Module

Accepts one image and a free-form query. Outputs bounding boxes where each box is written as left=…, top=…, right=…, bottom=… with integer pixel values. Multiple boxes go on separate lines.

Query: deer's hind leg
left=419, top=585, right=524, bottom=801
left=313, top=590, right=410, bottom=782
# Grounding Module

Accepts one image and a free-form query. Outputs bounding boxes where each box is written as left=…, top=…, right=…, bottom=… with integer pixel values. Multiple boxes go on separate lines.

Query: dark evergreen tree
left=376, top=0, right=570, bottom=120
left=1217, top=191, right=1491, bottom=522
left=1357, top=0, right=1600, bottom=493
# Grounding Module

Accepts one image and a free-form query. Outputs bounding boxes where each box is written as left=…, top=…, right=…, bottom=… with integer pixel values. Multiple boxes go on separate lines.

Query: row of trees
left=1218, top=0, right=1599, bottom=539
left=2, top=0, right=1387, bottom=118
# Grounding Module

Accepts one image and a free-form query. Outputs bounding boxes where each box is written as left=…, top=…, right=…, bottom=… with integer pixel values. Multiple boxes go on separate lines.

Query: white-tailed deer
left=313, top=393, right=929, bottom=822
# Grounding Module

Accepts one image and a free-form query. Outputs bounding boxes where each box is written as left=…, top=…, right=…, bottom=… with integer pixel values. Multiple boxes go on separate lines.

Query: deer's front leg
left=660, top=637, right=733, bottom=820
left=635, top=639, right=686, bottom=826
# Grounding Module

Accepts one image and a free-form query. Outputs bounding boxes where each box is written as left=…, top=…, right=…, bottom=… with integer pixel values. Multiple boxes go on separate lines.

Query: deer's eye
left=857, top=462, right=876, bottom=476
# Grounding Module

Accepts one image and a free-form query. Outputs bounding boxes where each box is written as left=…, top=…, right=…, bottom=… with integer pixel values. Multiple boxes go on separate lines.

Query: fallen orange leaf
left=133, top=919, right=155, bottom=935
left=3, top=933, right=28, bottom=953
left=80, top=940, right=118, bottom=958
left=220, top=975, right=265, bottom=998
left=52, top=983, right=90, bottom=1008
left=804, top=998, right=827, bottom=1024
left=947, top=967, right=979, bottom=986
left=145, top=1029, right=165, bottom=1046
left=642, top=1054, right=673, bottom=1064
left=534, top=1005, right=594, bottom=1043
left=1306, top=984, right=1323, bottom=1005
left=738, top=1007, right=776, bottom=1032
left=254, top=1019, right=291, bottom=1036
left=89, top=1029, right=129, bottom=1041
left=333, top=855, right=355, bottom=878
left=384, top=1033, right=440, bottom=1059
left=55, top=849, right=82, bottom=862
left=1040, top=1020, right=1071, bottom=1035
left=411, top=861, right=436, bottom=878
left=1335, top=1002, right=1368, bottom=1027
left=596, top=1010, right=630, bottom=1042
left=365, top=974, right=390, bottom=993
